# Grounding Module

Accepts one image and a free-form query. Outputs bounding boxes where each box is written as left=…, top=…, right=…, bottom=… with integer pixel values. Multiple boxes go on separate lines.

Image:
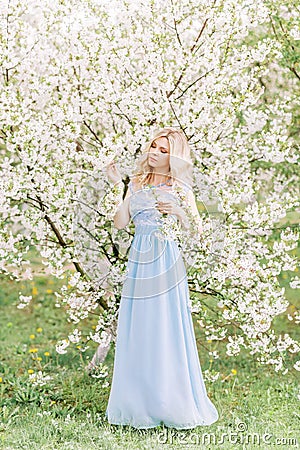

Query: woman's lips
left=149, top=157, right=158, bottom=162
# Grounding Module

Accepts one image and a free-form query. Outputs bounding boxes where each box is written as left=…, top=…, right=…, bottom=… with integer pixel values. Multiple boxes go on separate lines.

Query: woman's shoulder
left=128, top=176, right=143, bottom=193
left=129, top=176, right=141, bottom=187
left=130, top=175, right=139, bottom=184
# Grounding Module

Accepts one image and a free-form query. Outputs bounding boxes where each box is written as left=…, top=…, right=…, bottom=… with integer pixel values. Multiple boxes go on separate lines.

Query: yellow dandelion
left=209, top=359, right=213, bottom=363
left=44, top=352, right=50, bottom=357
left=29, top=334, right=35, bottom=340
left=92, top=325, right=96, bottom=330
left=28, top=369, right=34, bottom=374
left=207, top=339, right=212, bottom=343
left=32, top=286, right=38, bottom=295
left=37, top=357, right=42, bottom=361
left=77, top=345, right=82, bottom=349
left=231, top=369, right=237, bottom=375
left=36, top=327, right=43, bottom=333
left=46, top=289, right=53, bottom=294
left=0, top=377, right=3, bottom=383
left=29, top=348, right=38, bottom=353
left=51, top=400, right=56, bottom=404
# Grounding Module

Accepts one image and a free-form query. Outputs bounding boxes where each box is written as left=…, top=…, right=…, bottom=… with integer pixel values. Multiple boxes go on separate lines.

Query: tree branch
left=190, top=18, right=209, bottom=53
left=174, top=67, right=215, bottom=100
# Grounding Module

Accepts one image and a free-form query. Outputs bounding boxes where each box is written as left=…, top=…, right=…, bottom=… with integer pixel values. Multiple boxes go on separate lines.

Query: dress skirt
left=105, top=224, right=219, bottom=429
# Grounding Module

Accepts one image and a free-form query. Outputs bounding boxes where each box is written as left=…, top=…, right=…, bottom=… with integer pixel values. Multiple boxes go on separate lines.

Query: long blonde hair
left=132, top=127, right=194, bottom=189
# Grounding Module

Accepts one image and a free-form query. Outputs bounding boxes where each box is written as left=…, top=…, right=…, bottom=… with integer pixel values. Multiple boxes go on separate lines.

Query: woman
left=104, top=127, right=219, bottom=429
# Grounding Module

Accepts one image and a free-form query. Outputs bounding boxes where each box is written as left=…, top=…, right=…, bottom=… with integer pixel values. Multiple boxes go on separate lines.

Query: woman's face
left=148, top=136, right=170, bottom=171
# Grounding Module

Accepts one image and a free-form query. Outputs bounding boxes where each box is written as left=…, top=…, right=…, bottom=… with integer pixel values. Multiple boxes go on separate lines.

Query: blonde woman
left=105, top=127, right=219, bottom=429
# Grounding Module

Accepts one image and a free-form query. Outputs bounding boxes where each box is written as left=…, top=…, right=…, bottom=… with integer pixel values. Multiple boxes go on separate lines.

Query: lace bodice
left=128, top=180, right=183, bottom=227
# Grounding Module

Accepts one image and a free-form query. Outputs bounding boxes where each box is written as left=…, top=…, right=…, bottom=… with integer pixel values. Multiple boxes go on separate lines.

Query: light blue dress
left=105, top=179, right=219, bottom=429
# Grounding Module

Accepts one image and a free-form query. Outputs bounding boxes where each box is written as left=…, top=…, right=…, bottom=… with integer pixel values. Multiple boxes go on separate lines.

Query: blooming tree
left=0, top=0, right=299, bottom=382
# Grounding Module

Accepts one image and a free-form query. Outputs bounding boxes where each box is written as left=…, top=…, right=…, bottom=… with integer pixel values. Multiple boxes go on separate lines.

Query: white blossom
left=29, top=371, right=52, bottom=387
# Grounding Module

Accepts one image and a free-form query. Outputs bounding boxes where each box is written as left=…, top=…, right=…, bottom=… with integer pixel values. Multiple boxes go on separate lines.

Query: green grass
left=0, top=252, right=299, bottom=449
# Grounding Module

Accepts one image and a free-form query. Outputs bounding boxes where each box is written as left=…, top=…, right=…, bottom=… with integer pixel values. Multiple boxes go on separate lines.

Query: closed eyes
left=150, top=143, right=168, bottom=153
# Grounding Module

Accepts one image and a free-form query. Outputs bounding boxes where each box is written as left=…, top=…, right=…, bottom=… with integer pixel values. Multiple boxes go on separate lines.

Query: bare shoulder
left=130, top=176, right=143, bottom=190
left=130, top=175, right=139, bottom=184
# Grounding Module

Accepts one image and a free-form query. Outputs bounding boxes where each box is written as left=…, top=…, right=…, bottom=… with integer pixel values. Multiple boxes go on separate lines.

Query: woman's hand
left=155, top=200, right=184, bottom=217
left=105, top=160, right=122, bottom=184
left=155, top=200, right=191, bottom=231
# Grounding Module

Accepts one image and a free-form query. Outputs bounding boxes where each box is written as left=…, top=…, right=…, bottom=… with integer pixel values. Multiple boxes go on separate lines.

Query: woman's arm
left=113, top=181, right=132, bottom=230
left=185, top=188, right=203, bottom=234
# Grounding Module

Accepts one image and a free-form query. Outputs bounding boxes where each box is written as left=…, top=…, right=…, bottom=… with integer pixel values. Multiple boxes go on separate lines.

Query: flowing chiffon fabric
left=105, top=180, right=219, bottom=429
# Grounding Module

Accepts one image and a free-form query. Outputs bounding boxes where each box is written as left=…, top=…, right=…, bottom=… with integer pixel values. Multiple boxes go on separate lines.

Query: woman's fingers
left=156, top=201, right=174, bottom=214
left=106, top=161, right=117, bottom=169
left=157, top=201, right=172, bottom=208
